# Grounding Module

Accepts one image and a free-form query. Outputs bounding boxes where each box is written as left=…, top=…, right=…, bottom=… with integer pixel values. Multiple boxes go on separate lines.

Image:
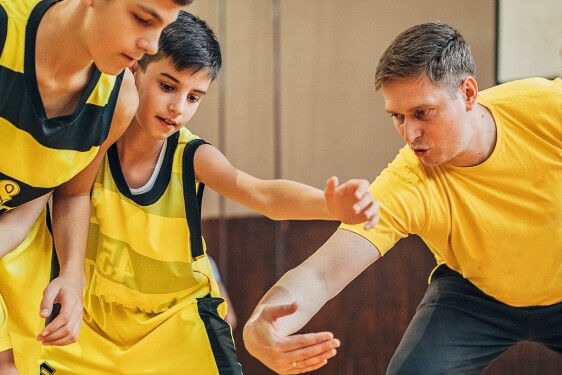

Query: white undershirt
left=129, top=141, right=167, bottom=195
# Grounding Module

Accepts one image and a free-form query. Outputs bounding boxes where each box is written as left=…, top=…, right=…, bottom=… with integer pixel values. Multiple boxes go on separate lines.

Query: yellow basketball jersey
left=85, top=128, right=218, bottom=314
left=0, top=0, right=123, bottom=213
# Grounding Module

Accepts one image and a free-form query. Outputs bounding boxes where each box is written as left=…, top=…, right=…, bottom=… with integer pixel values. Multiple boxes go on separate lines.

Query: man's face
left=383, top=75, right=474, bottom=167
left=82, top=0, right=182, bottom=75
left=132, top=57, right=212, bottom=140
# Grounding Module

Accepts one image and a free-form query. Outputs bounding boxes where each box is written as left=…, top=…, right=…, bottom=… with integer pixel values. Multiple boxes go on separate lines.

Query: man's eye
left=416, top=110, right=429, bottom=119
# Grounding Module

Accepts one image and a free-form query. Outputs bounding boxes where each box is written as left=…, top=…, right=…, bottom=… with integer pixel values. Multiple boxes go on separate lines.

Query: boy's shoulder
left=177, top=127, right=202, bottom=145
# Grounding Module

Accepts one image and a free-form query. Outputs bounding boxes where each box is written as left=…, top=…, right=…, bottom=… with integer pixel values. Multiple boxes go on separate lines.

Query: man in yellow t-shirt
left=243, top=22, right=562, bottom=374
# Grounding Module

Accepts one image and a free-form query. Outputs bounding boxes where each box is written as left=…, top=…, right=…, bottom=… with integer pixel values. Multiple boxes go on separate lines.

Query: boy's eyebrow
left=160, top=73, right=208, bottom=95
left=160, top=72, right=180, bottom=83
left=137, top=5, right=163, bottom=23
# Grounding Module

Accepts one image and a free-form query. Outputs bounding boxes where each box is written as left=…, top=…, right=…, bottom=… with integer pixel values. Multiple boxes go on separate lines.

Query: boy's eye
left=188, top=95, right=201, bottom=103
left=134, top=14, right=151, bottom=26
left=160, top=82, right=175, bottom=92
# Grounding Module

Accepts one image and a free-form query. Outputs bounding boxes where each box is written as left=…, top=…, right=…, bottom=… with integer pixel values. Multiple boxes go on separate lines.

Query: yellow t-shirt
left=341, top=77, right=562, bottom=307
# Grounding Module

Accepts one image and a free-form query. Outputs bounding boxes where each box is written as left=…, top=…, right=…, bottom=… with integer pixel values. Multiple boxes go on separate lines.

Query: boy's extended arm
left=194, top=144, right=380, bottom=227
left=243, top=229, right=381, bottom=374
left=37, top=70, right=138, bottom=346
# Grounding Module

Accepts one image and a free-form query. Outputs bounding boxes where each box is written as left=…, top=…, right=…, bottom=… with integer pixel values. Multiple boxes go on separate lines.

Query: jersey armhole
left=0, top=5, right=7, bottom=57
left=182, top=138, right=209, bottom=261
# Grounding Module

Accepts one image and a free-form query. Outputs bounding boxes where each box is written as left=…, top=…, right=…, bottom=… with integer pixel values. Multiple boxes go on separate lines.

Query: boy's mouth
left=157, top=116, right=177, bottom=126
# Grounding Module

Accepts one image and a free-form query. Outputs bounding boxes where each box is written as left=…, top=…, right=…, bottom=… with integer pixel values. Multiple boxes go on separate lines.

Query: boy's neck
left=116, top=122, right=167, bottom=189
left=36, top=1, right=94, bottom=81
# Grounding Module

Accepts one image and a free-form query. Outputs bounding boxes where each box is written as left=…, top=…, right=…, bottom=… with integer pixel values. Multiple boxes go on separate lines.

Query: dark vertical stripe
left=0, top=4, right=7, bottom=54
left=45, top=204, right=61, bottom=325
left=494, top=0, right=500, bottom=84
left=197, top=295, right=243, bottom=374
left=182, top=139, right=208, bottom=260
left=217, top=0, right=229, bottom=281
left=272, top=0, right=286, bottom=280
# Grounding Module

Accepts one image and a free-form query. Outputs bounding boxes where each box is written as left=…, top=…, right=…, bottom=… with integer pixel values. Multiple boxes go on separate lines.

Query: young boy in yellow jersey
left=0, top=0, right=192, bottom=373
left=39, top=10, right=379, bottom=374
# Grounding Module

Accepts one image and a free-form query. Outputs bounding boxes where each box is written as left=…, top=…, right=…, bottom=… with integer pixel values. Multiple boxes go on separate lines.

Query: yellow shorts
left=0, top=209, right=52, bottom=374
left=42, top=293, right=242, bottom=374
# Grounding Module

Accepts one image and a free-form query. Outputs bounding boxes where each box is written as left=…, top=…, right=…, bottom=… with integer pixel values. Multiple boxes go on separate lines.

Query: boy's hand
left=243, top=302, right=340, bottom=374
left=324, top=176, right=380, bottom=229
left=37, top=271, right=85, bottom=346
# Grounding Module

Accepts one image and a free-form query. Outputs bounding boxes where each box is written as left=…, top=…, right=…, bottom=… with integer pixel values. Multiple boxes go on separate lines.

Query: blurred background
left=182, top=1, right=562, bottom=373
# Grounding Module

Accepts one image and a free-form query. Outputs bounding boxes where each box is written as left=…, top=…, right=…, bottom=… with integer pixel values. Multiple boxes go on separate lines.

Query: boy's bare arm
left=194, top=144, right=379, bottom=227
left=0, top=193, right=52, bottom=257
left=37, top=70, right=138, bottom=346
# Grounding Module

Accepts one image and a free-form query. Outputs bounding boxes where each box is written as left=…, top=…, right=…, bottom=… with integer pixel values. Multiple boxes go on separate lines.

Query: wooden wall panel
left=279, top=0, right=496, bottom=189
left=188, top=0, right=496, bottom=218
left=184, top=1, right=223, bottom=217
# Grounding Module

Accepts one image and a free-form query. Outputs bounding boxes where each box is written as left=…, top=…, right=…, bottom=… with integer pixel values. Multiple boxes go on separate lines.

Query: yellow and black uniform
left=0, top=0, right=123, bottom=373
left=41, top=128, right=242, bottom=374
left=0, top=0, right=123, bottom=212
left=340, top=77, right=562, bottom=307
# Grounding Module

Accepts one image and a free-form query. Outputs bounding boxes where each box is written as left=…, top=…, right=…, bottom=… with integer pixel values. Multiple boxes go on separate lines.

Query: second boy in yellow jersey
left=40, top=10, right=379, bottom=374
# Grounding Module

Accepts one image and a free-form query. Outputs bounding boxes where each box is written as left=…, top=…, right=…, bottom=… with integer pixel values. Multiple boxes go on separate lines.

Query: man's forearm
left=254, top=264, right=329, bottom=336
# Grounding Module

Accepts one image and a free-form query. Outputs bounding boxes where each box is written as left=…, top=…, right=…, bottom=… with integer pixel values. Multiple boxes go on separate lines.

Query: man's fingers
left=283, top=334, right=340, bottom=374
left=262, top=302, right=299, bottom=321
left=284, top=331, right=339, bottom=352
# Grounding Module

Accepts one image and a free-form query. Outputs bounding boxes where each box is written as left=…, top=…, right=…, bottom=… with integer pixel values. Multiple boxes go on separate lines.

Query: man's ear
left=462, top=76, right=478, bottom=111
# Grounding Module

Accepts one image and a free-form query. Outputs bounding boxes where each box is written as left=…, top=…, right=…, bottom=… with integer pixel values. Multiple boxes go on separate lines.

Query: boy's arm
left=194, top=144, right=379, bottom=227
left=243, top=229, right=381, bottom=373
left=37, top=70, right=138, bottom=346
left=0, top=193, right=52, bottom=257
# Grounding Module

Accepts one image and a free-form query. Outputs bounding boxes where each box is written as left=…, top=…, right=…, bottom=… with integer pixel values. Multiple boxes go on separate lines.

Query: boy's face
left=83, top=0, right=182, bottom=75
left=383, top=75, right=476, bottom=167
left=132, top=57, right=212, bottom=140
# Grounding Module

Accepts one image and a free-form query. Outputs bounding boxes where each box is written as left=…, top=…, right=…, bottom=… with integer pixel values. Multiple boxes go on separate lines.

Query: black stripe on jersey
left=197, top=295, right=243, bottom=375
left=0, top=170, right=52, bottom=214
left=0, top=4, right=7, bottom=55
left=0, top=0, right=122, bottom=151
left=182, top=138, right=208, bottom=260
left=108, top=131, right=180, bottom=206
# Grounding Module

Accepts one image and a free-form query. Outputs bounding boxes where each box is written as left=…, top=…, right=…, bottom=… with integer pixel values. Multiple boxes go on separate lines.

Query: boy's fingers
left=324, top=176, right=339, bottom=195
